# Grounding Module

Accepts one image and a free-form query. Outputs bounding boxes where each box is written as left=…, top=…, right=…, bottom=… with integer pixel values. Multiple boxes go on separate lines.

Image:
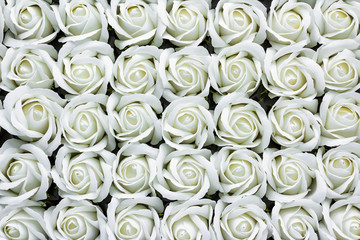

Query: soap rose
left=0, top=86, right=65, bottom=155
left=53, top=0, right=109, bottom=42
left=208, top=0, right=267, bottom=49
left=159, top=46, right=210, bottom=102
left=3, top=0, right=59, bottom=47
left=162, top=96, right=215, bottom=149
left=1, top=44, right=57, bottom=91
left=51, top=145, right=115, bottom=202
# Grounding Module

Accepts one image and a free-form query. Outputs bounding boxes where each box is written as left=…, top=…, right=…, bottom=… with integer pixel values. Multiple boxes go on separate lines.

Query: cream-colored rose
left=315, top=0, right=360, bottom=44
left=53, top=0, right=109, bottom=42
left=209, top=42, right=264, bottom=103
left=214, top=93, right=272, bottom=153
left=111, top=46, right=163, bottom=98
left=208, top=0, right=267, bottom=50
left=107, top=0, right=163, bottom=50
left=110, top=143, right=157, bottom=198
left=267, top=0, right=318, bottom=49
left=159, top=46, right=210, bottom=102
left=1, top=44, right=57, bottom=91
left=0, top=86, right=66, bottom=155
left=317, top=143, right=360, bottom=199
left=317, top=91, right=360, bottom=146
left=317, top=39, right=360, bottom=92
left=159, top=0, right=210, bottom=47
left=211, top=147, right=266, bottom=202
left=54, top=41, right=114, bottom=96
left=0, top=3, right=4, bottom=43
left=0, top=139, right=50, bottom=205
left=107, top=93, right=162, bottom=145
left=162, top=96, right=215, bottom=149
left=269, top=97, right=320, bottom=151
left=264, top=43, right=325, bottom=99
left=51, top=146, right=115, bottom=202
left=3, top=0, right=59, bottom=47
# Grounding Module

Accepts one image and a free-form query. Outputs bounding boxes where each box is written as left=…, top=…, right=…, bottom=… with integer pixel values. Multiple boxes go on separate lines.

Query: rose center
left=125, top=163, right=139, bottom=179
left=282, top=66, right=306, bottom=91
left=179, top=69, right=193, bottom=83
left=7, top=161, right=23, bottom=177
left=291, top=221, right=306, bottom=237
left=128, top=6, right=142, bottom=18
left=350, top=221, right=360, bottom=236
left=125, top=109, right=138, bottom=125
left=19, top=6, right=41, bottom=27
left=289, top=115, right=302, bottom=133
left=22, top=102, right=49, bottom=134
left=72, top=5, right=87, bottom=17
left=283, top=11, right=301, bottom=30
left=235, top=117, right=253, bottom=133
left=328, top=9, right=352, bottom=29
left=232, top=9, right=250, bottom=28
left=230, top=164, right=245, bottom=177
left=73, top=66, right=90, bottom=80
left=336, top=106, right=358, bottom=122
left=178, top=8, right=192, bottom=25
left=119, top=221, right=139, bottom=237
left=178, top=113, right=194, bottom=125
left=62, top=216, right=83, bottom=237
left=4, top=225, right=20, bottom=238
left=130, top=70, right=146, bottom=82
left=17, top=59, right=33, bottom=75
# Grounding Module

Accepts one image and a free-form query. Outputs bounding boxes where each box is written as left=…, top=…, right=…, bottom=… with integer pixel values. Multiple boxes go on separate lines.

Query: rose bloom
left=271, top=200, right=322, bottom=240
left=110, top=143, right=157, bottom=198
left=153, top=144, right=219, bottom=201
left=267, top=0, right=318, bottom=49
left=317, top=91, right=360, bottom=147
left=54, top=41, right=114, bottom=96
left=3, top=0, right=59, bottom=47
left=106, top=197, right=163, bottom=240
left=159, top=46, right=211, bottom=102
left=162, top=199, right=216, bottom=240
left=0, top=201, right=48, bottom=240
left=214, top=196, right=272, bottom=240
left=1, top=44, right=57, bottom=91
left=107, top=0, right=163, bottom=50
left=45, top=198, right=107, bottom=240
left=315, top=0, right=360, bottom=44
left=264, top=43, right=325, bottom=99
left=0, top=86, right=66, bottom=155
left=158, top=0, right=210, bottom=47
left=53, top=0, right=109, bottom=42
left=317, top=39, right=360, bottom=92
left=208, top=0, right=267, bottom=50
left=320, top=197, right=360, bottom=240
left=111, top=46, right=163, bottom=98
left=162, top=96, right=215, bottom=149
left=209, top=42, right=264, bottom=103
left=51, top=145, right=115, bottom=202
left=0, top=2, right=4, bottom=43
left=0, top=139, right=51, bottom=205
left=214, top=93, right=271, bottom=153
left=317, top=143, right=360, bottom=199
left=211, top=146, right=267, bottom=201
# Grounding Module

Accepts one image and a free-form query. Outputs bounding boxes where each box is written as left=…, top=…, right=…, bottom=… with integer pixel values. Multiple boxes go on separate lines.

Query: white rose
left=53, top=0, right=109, bottom=42
left=51, top=145, right=115, bottom=202
left=0, top=86, right=66, bottom=155
left=0, top=44, right=7, bottom=80
left=111, top=46, right=163, bottom=98
left=317, top=91, right=360, bottom=146
left=54, top=41, right=114, bottom=96
left=44, top=198, right=107, bottom=240
left=153, top=144, right=219, bottom=201
left=159, top=46, right=210, bottom=102
left=0, top=3, right=4, bottom=43
left=269, top=97, right=320, bottom=151
left=162, top=199, right=216, bottom=240
left=3, top=0, right=59, bottom=47
left=0, top=201, right=48, bottom=240
left=158, top=0, right=210, bottom=47
left=61, top=94, right=115, bottom=152
left=317, top=39, right=360, bottom=92
left=1, top=44, right=57, bottom=91
left=107, top=0, right=163, bottom=50
left=162, top=96, right=215, bottom=150
left=320, top=197, right=360, bottom=240
left=0, top=139, right=50, bottom=205
left=214, top=93, right=272, bottom=153
left=314, top=0, right=360, bottom=44
left=267, top=0, right=318, bottom=49
left=209, top=42, right=264, bottom=103
left=208, top=0, right=267, bottom=50
left=214, top=196, right=272, bottom=240
left=264, top=43, right=325, bottom=99
left=107, top=93, right=162, bottom=145
left=317, top=143, right=360, bottom=199
left=110, top=143, right=157, bottom=198
left=106, top=197, right=163, bottom=240
left=211, top=146, right=266, bottom=202
left=271, top=200, right=322, bottom=240
left=263, top=148, right=326, bottom=203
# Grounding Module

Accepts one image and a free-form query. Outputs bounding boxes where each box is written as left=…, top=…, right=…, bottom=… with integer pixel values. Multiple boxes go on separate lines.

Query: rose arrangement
left=0, top=0, right=359, bottom=239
